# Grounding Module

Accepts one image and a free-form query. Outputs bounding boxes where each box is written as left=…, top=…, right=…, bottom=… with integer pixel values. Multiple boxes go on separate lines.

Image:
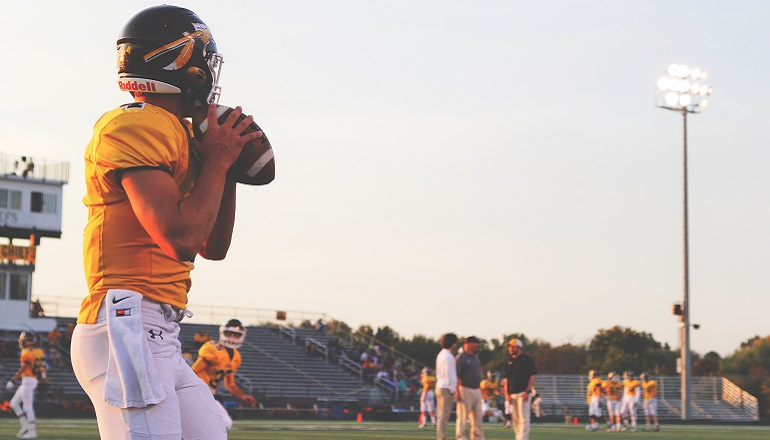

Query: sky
left=1, top=1, right=768, bottom=358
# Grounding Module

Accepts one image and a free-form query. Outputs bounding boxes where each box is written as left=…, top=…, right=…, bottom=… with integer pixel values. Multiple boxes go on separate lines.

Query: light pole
left=655, top=64, right=713, bottom=421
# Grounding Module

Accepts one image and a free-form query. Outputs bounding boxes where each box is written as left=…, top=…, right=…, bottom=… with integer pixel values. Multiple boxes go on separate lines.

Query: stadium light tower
left=656, top=64, right=713, bottom=421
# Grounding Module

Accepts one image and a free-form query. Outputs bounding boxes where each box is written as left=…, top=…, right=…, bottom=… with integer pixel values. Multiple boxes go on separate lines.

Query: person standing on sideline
left=502, top=338, right=537, bottom=440
left=620, top=371, right=641, bottom=432
left=6, top=332, right=46, bottom=439
left=640, top=373, right=660, bottom=431
left=418, top=368, right=437, bottom=428
left=70, top=5, right=269, bottom=440
left=602, top=372, right=624, bottom=431
left=585, top=370, right=604, bottom=432
left=435, top=333, right=458, bottom=440
left=455, top=336, right=485, bottom=440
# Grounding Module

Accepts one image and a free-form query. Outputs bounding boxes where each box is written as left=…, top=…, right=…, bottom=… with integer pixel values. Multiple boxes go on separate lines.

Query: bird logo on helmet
left=116, top=5, right=224, bottom=106
left=623, top=371, right=634, bottom=380
left=219, top=319, right=246, bottom=349
left=589, top=370, right=597, bottom=379
left=640, top=372, right=649, bottom=382
left=608, top=372, right=618, bottom=382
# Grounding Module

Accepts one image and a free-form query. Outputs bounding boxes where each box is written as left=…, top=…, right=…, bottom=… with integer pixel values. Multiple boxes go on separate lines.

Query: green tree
left=586, top=326, right=674, bottom=374
left=374, top=325, right=400, bottom=346
left=722, top=336, right=770, bottom=420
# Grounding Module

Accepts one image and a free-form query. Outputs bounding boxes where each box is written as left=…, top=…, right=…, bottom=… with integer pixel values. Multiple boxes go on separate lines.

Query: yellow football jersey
left=422, top=375, right=437, bottom=392
left=623, top=379, right=641, bottom=396
left=79, top=102, right=200, bottom=324
left=587, top=377, right=604, bottom=401
left=193, top=341, right=242, bottom=393
left=480, top=378, right=499, bottom=400
left=603, top=380, right=623, bottom=401
left=19, top=348, right=45, bottom=379
left=642, top=380, right=658, bottom=400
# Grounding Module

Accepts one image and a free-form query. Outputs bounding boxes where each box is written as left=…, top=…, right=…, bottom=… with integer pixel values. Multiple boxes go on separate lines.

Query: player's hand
left=5, top=380, right=14, bottom=392
left=196, top=104, right=262, bottom=171
left=242, top=394, right=257, bottom=407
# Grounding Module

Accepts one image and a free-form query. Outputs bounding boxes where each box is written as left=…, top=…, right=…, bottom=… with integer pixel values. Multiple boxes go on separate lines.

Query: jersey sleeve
left=90, top=106, right=184, bottom=188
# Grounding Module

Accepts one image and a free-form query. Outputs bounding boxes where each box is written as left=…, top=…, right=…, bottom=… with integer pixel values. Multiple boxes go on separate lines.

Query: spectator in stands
left=65, top=322, right=75, bottom=349
left=502, top=338, right=537, bottom=440
left=46, top=328, right=62, bottom=349
left=315, top=318, right=327, bottom=332
left=193, top=331, right=212, bottom=350
left=192, top=319, right=257, bottom=431
left=435, top=332, right=458, bottom=440
left=640, top=373, right=659, bottom=432
left=455, top=336, right=485, bottom=440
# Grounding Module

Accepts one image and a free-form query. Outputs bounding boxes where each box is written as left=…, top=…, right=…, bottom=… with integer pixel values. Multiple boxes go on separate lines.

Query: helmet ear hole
left=186, top=66, right=207, bottom=88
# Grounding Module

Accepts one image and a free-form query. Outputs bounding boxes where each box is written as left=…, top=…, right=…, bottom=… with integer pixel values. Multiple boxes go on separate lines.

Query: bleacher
left=178, top=323, right=392, bottom=406
left=533, top=374, right=759, bottom=421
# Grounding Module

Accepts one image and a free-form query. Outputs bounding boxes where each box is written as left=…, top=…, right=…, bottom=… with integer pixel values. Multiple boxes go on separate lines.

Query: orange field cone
left=573, top=416, right=579, bottom=425
left=357, top=412, right=363, bottom=422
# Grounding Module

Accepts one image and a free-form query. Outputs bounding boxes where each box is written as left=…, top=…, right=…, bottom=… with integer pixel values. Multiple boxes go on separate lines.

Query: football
left=191, top=104, right=275, bottom=185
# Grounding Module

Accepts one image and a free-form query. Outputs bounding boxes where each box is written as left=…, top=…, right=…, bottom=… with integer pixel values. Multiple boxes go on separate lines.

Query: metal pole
left=681, top=107, right=692, bottom=420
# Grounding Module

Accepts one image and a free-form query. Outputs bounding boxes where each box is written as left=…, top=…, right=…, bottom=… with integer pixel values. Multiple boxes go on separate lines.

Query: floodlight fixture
left=656, top=64, right=713, bottom=113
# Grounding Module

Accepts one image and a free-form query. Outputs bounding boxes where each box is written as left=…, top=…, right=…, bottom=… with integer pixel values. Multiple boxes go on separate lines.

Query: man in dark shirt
left=502, top=338, right=537, bottom=440
left=456, top=336, right=485, bottom=440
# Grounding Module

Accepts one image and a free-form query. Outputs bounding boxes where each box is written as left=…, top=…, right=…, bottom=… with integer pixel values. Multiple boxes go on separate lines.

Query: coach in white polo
left=456, top=336, right=485, bottom=440
left=435, top=333, right=458, bottom=440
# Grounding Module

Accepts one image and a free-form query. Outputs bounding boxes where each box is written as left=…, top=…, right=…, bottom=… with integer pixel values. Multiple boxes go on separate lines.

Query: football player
left=640, top=373, right=660, bottom=431
left=70, top=6, right=264, bottom=440
left=585, top=370, right=604, bottom=432
left=620, top=371, right=641, bottom=432
left=417, top=367, right=437, bottom=428
left=5, top=332, right=46, bottom=439
left=602, top=372, right=623, bottom=432
left=192, top=319, right=257, bottom=430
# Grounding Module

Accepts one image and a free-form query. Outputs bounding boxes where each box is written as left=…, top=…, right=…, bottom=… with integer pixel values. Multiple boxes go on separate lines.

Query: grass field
left=1, top=419, right=769, bottom=440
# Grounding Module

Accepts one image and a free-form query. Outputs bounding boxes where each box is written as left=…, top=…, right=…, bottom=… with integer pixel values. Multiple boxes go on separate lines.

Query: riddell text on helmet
left=118, top=79, right=158, bottom=92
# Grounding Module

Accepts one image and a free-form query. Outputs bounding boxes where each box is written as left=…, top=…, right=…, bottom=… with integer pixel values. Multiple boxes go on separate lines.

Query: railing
left=339, top=356, right=363, bottom=379
left=0, top=152, right=69, bottom=183
left=722, top=377, right=760, bottom=421
left=305, top=337, right=328, bottom=361
left=374, top=375, right=398, bottom=399
left=278, top=325, right=296, bottom=344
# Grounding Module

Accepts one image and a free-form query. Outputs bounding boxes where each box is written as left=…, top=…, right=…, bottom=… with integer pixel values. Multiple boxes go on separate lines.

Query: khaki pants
left=456, top=386, right=485, bottom=440
left=436, top=388, right=454, bottom=440
left=509, top=393, right=532, bottom=440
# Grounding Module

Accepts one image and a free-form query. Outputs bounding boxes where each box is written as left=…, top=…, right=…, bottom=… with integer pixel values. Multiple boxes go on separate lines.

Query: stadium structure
left=0, top=152, right=760, bottom=423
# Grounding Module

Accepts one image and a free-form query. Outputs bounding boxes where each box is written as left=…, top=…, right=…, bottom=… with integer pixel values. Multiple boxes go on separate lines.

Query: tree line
left=315, top=321, right=769, bottom=419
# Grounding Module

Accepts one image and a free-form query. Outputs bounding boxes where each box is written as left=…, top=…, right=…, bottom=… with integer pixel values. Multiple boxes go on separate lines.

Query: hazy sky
left=2, top=1, right=768, bottom=358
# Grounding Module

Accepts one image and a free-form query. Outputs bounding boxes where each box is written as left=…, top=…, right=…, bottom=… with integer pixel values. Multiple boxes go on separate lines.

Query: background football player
left=602, top=372, right=623, bottom=432
left=620, top=371, right=641, bottom=432
left=585, top=370, right=604, bottom=432
left=192, top=319, right=257, bottom=430
left=640, top=372, right=660, bottom=431
left=418, top=367, right=437, bottom=428
left=5, top=332, right=46, bottom=439
left=70, top=5, right=264, bottom=440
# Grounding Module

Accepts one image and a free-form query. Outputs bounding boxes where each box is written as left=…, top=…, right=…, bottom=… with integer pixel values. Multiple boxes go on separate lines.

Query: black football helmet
left=116, top=5, right=224, bottom=105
